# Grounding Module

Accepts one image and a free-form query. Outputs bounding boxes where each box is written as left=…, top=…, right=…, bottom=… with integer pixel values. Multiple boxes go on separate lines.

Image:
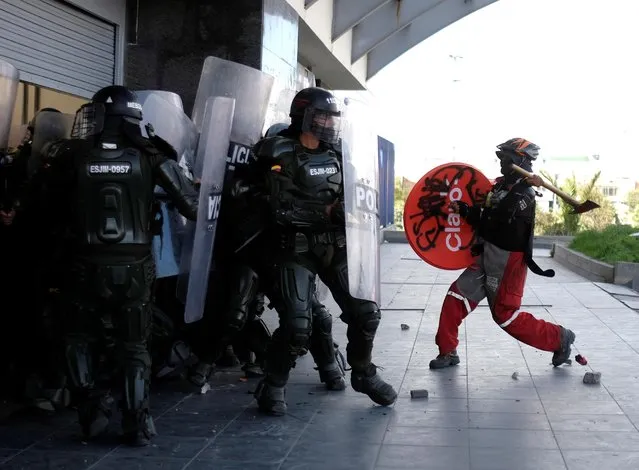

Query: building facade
left=2, top=0, right=498, bottom=223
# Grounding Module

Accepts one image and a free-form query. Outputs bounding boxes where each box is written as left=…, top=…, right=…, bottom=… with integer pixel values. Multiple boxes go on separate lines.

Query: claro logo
left=403, top=163, right=492, bottom=271
left=440, top=181, right=463, bottom=252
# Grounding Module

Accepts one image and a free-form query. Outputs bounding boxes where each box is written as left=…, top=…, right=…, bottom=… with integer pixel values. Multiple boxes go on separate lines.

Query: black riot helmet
left=289, top=87, right=341, bottom=145
left=72, top=85, right=143, bottom=139
left=91, top=85, right=143, bottom=121
left=495, top=137, right=540, bottom=174
left=27, top=108, right=61, bottom=132
left=264, top=122, right=289, bottom=138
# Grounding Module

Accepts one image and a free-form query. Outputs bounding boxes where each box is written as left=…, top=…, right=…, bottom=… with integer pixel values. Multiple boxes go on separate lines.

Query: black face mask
left=496, top=151, right=532, bottom=179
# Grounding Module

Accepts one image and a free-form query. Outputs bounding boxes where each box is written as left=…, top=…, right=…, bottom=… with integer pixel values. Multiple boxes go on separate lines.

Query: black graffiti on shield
left=407, top=165, right=488, bottom=252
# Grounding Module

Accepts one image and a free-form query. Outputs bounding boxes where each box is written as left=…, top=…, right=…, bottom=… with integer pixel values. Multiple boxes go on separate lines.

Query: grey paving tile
left=393, top=397, right=469, bottom=413
left=470, top=448, right=567, bottom=470
left=468, top=412, right=551, bottom=430
left=383, top=426, right=469, bottom=446
left=547, top=413, right=636, bottom=432
left=468, top=398, right=545, bottom=414
left=390, top=410, right=469, bottom=428
left=469, top=428, right=558, bottom=449
left=111, top=436, right=210, bottom=459
left=376, top=444, right=470, bottom=469
left=0, top=448, right=19, bottom=464
left=187, top=459, right=280, bottom=469
left=562, top=450, right=639, bottom=470
left=153, top=416, right=230, bottom=438
left=470, top=447, right=566, bottom=470
left=304, top=407, right=391, bottom=444
left=0, top=450, right=101, bottom=469
left=197, top=436, right=292, bottom=465
left=32, top=426, right=122, bottom=454
left=555, top=431, right=639, bottom=451
left=542, top=399, right=624, bottom=415
left=0, top=422, right=67, bottom=450
left=282, top=440, right=380, bottom=469
left=92, top=456, right=190, bottom=469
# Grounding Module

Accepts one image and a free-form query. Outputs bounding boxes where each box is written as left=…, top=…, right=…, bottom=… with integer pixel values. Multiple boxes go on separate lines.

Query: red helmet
left=497, top=138, right=540, bottom=161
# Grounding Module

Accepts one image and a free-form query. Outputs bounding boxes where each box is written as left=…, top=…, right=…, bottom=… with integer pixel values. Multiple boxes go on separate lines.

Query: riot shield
left=29, top=111, right=74, bottom=175
left=403, top=163, right=492, bottom=270
left=0, top=59, right=20, bottom=151
left=191, top=56, right=274, bottom=173
left=140, top=93, right=198, bottom=177
left=136, top=90, right=184, bottom=111
left=340, top=98, right=381, bottom=304
left=139, top=93, right=199, bottom=278
left=178, top=97, right=235, bottom=323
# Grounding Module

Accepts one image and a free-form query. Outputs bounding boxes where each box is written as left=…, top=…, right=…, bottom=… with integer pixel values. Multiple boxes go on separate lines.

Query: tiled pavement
left=2, top=243, right=639, bottom=469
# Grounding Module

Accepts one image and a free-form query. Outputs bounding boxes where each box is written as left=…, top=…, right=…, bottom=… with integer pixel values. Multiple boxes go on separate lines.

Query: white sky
left=367, top=0, right=639, bottom=179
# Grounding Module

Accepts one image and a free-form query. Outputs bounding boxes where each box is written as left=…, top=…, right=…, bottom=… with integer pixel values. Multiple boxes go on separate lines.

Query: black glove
left=457, top=201, right=471, bottom=218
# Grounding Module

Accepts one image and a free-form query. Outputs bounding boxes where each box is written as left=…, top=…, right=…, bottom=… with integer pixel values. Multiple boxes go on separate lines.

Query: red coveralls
left=435, top=178, right=562, bottom=355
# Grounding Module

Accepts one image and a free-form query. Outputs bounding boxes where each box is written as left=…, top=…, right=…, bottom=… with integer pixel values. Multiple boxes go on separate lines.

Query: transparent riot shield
left=191, top=56, right=274, bottom=174
left=136, top=90, right=184, bottom=111
left=178, top=97, right=235, bottom=323
left=0, top=60, right=20, bottom=151
left=29, top=111, right=74, bottom=175
left=139, top=93, right=199, bottom=278
left=340, top=99, right=381, bottom=304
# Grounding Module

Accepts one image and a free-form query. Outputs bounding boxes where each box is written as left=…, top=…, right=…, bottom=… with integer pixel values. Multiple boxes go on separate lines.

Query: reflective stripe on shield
left=0, top=59, right=19, bottom=151
left=178, top=97, right=235, bottom=324
left=340, top=98, right=381, bottom=304
left=139, top=93, right=199, bottom=278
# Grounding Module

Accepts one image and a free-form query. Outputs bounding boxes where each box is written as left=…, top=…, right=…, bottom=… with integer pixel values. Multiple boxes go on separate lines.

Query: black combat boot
left=318, top=364, right=347, bottom=391
left=122, top=408, right=156, bottom=447
left=216, top=345, right=241, bottom=368
left=552, top=327, right=576, bottom=367
left=254, top=379, right=287, bottom=416
left=351, top=364, right=397, bottom=406
left=188, top=361, right=215, bottom=387
left=77, top=392, right=114, bottom=439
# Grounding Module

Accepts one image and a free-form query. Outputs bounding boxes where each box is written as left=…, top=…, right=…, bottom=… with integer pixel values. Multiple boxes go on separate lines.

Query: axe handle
left=510, top=164, right=581, bottom=207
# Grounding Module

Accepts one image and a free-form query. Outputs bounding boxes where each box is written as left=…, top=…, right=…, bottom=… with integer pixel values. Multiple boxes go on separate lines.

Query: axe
left=510, top=164, right=600, bottom=214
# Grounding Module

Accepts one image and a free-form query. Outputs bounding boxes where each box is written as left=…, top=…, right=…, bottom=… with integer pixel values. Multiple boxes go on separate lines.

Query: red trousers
left=435, top=243, right=562, bottom=355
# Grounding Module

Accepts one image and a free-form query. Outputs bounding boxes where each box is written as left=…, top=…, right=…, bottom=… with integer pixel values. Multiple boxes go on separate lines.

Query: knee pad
left=289, top=315, right=312, bottom=350
left=226, top=308, right=248, bottom=334
left=312, top=305, right=333, bottom=337
left=251, top=292, right=266, bottom=317
left=117, top=303, right=153, bottom=343
left=350, top=302, right=381, bottom=338
left=229, top=265, right=259, bottom=309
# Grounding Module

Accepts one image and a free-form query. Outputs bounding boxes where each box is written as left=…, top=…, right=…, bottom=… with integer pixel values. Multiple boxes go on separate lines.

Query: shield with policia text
left=176, top=56, right=274, bottom=323
left=190, top=55, right=274, bottom=175
left=178, top=97, right=235, bottom=323
left=340, top=98, right=381, bottom=304
left=138, top=91, right=199, bottom=278
left=403, top=162, right=492, bottom=270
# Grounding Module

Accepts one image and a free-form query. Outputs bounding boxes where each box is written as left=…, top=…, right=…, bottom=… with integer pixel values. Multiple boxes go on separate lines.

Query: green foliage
left=570, top=224, right=639, bottom=264
left=536, top=170, right=615, bottom=235
left=394, top=176, right=412, bottom=229
left=628, top=189, right=639, bottom=225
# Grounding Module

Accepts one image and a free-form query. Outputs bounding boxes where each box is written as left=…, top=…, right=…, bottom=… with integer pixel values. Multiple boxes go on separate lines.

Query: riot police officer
left=242, top=87, right=397, bottom=416
left=38, top=85, right=199, bottom=445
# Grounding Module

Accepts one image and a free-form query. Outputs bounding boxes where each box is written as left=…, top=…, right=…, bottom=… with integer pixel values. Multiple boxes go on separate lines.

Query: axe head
left=571, top=200, right=600, bottom=214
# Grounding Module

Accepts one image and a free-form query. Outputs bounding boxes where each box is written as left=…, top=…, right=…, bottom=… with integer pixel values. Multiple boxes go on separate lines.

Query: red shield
left=403, top=162, right=493, bottom=270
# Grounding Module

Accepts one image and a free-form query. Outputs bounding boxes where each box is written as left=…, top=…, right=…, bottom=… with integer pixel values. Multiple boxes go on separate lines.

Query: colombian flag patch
left=270, top=164, right=282, bottom=172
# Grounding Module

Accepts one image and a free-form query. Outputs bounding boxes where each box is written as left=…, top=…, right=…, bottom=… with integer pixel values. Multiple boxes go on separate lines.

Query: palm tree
left=539, top=170, right=602, bottom=234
